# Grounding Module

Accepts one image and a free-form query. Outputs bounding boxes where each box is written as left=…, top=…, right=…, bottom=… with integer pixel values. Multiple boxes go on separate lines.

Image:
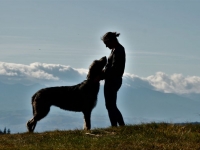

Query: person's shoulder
left=114, top=44, right=125, bottom=54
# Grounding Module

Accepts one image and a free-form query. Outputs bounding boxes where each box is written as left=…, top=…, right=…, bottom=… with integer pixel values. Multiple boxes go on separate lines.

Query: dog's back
left=32, top=80, right=100, bottom=112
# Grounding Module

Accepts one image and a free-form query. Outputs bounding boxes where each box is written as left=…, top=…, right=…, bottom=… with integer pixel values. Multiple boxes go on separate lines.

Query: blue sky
left=1, top=0, right=200, bottom=132
left=0, top=0, right=200, bottom=77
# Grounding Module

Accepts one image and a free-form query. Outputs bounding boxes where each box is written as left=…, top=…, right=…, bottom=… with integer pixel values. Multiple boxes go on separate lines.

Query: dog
left=27, top=56, right=107, bottom=132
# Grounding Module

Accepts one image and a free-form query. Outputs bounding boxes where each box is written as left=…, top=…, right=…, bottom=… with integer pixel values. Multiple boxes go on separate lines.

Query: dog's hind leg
left=83, top=110, right=92, bottom=130
left=27, top=102, right=38, bottom=132
left=27, top=101, right=51, bottom=132
left=27, top=117, right=37, bottom=132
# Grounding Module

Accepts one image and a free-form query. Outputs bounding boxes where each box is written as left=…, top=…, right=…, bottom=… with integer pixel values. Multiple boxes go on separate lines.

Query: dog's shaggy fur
left=27, top=56, right=107, bottom=132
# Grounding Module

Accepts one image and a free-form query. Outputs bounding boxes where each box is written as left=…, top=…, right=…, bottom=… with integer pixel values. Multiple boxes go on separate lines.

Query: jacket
left=103, top=44, right=126, bottom=79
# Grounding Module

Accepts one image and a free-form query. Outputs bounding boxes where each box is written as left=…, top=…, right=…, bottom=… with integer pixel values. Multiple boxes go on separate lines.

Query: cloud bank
left=0, top=62, right=87, bottom=85
left=124, top=72, right=200, bottom=94
left=1, top=62, right=200, bottom=94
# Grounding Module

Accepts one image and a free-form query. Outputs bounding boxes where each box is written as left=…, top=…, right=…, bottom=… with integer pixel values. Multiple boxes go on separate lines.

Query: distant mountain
left=0, top=82, right=44, bottom=111
left=0, top=82, right=200, bottom=133
left=118, top=86, right=200, bottom=122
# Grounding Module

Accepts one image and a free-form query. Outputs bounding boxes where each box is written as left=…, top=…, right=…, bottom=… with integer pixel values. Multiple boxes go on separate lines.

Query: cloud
left=0, top=62, right=87, bottom=85
left=1, top=61, right=200, bottom=94
left=146, top=72, right=200, bottom=94
left=123, top=72, right=200, bottom=94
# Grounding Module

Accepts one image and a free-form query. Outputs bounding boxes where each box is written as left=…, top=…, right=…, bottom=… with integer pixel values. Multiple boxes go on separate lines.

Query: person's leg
left=114, top=78, right=125, bottom=126
left=115, top=107, right=125, bottom=126
left=104, top=80, right=117, bottom=126
left=104, top=78, right=125, bottom=126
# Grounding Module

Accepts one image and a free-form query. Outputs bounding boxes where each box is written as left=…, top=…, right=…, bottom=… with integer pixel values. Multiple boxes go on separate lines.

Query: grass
left=1, top=123, right=200, bottom=150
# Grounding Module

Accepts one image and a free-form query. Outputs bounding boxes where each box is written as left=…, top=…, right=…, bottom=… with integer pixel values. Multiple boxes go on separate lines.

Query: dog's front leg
left=83, top=110, right=92, bottom=130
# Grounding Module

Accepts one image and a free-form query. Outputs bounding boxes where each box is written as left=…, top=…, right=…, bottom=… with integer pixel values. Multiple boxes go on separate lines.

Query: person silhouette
left=101, top=32, right=125, bottom=127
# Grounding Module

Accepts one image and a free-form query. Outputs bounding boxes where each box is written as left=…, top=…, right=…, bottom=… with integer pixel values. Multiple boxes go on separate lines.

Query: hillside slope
left=0, top=123, right=200, bottom=150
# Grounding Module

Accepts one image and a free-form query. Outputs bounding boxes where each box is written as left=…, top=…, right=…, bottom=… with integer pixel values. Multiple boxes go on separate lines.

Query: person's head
left=101, top=32, right=120, bottom=50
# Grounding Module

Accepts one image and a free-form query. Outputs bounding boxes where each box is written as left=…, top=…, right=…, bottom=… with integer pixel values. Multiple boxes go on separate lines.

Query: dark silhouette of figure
left=27, top=56, right=107, bottom=132
left=101, top=32, right=125, bottom=127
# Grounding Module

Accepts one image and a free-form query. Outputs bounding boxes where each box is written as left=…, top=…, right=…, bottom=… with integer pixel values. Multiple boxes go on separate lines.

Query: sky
left=1, top=0, right=200, bottom=77
left=1, top=0, right=200, bottom=133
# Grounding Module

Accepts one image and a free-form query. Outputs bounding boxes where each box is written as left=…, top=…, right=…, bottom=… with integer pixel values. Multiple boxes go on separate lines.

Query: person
left=101, top=32, right=125, bottom=127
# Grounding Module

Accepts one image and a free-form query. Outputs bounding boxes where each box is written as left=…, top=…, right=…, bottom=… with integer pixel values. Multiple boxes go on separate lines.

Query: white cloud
left=1, top=62, right=200, bottom=94
left=0, top=62, right=87, bottom=85
left=123, top=72, right=200, bottom=94
left=146, top=72, right=200, bottom=94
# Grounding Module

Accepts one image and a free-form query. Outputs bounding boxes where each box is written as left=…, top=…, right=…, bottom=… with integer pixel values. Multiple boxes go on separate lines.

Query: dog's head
left=87, top=56, right=107, bottom=81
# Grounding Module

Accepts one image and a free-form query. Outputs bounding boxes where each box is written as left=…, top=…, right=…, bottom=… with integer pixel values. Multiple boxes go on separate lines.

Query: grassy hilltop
left=1, top=123, right=200, bottom=150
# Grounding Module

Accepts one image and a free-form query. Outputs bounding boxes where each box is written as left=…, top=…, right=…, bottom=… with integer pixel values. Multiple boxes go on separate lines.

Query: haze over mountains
left=0, top=61, right=200, bottom=133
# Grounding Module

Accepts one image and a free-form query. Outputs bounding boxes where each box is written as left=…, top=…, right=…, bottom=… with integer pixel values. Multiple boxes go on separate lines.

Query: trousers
left=104, top=77, right=125, bottom=126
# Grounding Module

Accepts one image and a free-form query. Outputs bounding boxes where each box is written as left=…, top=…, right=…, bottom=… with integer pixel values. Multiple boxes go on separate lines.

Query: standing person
left=101, top=32, right=125, bottom=127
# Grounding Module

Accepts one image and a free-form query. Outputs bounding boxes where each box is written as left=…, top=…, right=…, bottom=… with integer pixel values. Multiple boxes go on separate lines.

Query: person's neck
left=112, top=42, right=120, bottom=51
